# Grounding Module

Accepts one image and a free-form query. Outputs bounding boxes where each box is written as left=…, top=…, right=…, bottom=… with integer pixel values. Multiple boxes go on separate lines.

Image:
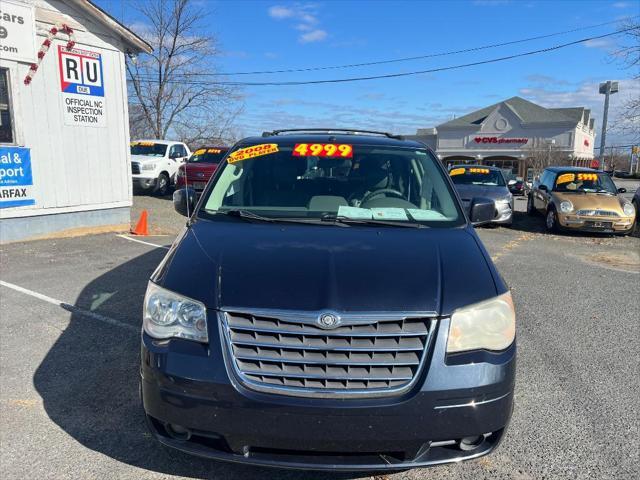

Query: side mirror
left=538, top=184, right=548, bottom=192
left=618, top=187, right=627, bottom=194
left=173, top=188, right=196, bottom=217
left=508, top=179, right=516, bottom=185
left=469, top=197, right=495, bottom=226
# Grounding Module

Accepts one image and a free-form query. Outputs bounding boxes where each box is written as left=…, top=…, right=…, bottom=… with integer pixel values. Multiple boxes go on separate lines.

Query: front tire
left=154, top=173, right=170, bottom=196
left=545, top=208, right=558, bottom=233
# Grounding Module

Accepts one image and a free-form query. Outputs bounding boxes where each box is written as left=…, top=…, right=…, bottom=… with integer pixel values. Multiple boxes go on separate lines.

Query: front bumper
left=558, top=213, right=634, bottom=233
left=132, top=175, right=158, bottom=191
left=140, top=318, right=515, bottom=471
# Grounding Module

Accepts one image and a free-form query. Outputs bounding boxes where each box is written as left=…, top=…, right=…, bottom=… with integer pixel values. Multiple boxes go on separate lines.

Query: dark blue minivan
left=141, top=129, right=516, bottom=471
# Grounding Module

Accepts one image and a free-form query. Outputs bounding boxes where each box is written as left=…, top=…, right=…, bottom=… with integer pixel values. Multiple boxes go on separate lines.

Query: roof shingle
left=438, top=96, right=587, bottom=128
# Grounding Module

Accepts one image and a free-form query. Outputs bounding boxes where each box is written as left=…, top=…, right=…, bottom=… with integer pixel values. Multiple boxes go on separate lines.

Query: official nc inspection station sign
left=58, top=45, right=107, bottom=127
left=0, top=147, right=35, bottom=209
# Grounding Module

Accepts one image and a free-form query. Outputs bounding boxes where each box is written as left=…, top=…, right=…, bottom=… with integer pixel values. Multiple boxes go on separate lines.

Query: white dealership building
left=0, top=0, right=151, bottom=243
left=410, top=96, right=596, bottom=180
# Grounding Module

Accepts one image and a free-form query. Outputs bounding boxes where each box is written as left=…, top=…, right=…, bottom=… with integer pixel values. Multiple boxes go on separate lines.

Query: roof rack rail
left=261, top=128, right=405, bottom=140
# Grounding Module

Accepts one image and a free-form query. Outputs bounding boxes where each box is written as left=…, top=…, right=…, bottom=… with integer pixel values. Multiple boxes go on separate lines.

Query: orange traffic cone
left=131, top=210, right=149, bottom=236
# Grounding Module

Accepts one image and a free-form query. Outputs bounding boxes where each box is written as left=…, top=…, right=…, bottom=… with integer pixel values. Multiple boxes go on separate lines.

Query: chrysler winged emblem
left=318, top=313, right=340, bottom=329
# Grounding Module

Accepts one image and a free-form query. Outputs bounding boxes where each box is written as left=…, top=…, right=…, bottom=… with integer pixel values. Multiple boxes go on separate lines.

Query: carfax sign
left=0, top=147, right=35, bottom=209
left=58, top=45, right=106, bottom=127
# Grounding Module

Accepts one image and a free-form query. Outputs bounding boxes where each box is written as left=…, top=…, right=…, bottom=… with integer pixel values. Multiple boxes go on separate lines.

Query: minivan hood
left=154, top=220, right=502, bottom=317
left=454, top=184, right=511, bottom=201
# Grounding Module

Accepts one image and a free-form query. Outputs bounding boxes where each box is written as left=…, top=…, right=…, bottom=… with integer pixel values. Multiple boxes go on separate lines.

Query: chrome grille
left=575, top=209, right=619, bottom=217
left=220, top=309, right=433, bottom=398
left=131, top=162, right=141, bottom=174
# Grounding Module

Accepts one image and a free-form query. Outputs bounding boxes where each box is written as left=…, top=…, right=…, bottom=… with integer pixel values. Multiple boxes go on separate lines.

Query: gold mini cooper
left=527, top=167, right=636, bottom=235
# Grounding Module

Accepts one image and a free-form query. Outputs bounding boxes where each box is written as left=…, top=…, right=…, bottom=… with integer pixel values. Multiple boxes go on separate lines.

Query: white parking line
left=0, top=280, right=138, bottom=332
left=115, top=234, right=170, bottom=250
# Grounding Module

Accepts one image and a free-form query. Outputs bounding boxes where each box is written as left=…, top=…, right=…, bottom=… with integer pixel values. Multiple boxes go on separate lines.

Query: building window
left=0, top=68, right=14, bottom=144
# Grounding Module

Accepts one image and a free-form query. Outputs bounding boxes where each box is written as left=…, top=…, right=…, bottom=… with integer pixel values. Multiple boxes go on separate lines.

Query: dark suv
left=141, top=129, right=516, bottom=471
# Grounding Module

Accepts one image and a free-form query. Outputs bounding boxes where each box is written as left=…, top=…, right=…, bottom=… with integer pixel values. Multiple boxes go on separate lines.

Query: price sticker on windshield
left=194, top=148, right=206, bottom=155
left=468, top=168, right=490, bottom=174
left=556, top=173, right=575, bottom=184
left=449, top=168, right=465, bottom=176
left=131, top=141, right=155, bottom=147
left=228, top=143, right=279, bottom=163
left=293, top=143, right=353, bottom=158
left=577, top=173, right=598, bottom=181
left=207, top=148, right=223, bottom=154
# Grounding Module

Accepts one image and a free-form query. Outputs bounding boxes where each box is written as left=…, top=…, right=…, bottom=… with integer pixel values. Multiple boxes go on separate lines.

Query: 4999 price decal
left=293, top=143, right=353, bottom=158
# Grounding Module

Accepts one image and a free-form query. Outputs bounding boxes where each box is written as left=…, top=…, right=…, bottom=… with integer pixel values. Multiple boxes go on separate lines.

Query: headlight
left=143, top=282, right=208, bottom=342
left=559, top=200, right=573, bottom=213
left=623, top=202, right=635, bottom=217
left=447, top=291, right=515, bottom=353
left=496, top=198, right=511, bottom=210
left=141, top=163, right=156, bottom=171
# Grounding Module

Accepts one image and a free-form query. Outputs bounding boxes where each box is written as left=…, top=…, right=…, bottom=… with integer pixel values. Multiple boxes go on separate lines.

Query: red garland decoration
left=24, top=23, right=76, bottom=86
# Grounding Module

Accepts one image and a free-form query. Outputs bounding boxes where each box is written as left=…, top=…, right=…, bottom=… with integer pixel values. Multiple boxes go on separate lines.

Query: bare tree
left=612, top=19, right=640, bottom=140
left=128, top=103, right=155, bottom=139
left=525, top=144, right=571, bottom=173
left=126, top=0, right=242, bottom=144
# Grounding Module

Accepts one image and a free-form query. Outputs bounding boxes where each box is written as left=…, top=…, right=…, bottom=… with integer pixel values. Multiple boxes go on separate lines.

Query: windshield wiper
left=213, top=209, right=329, bottom=225
left=221, top=209, right=276, bottom=222
left=320, top=214, right=426, bottom=228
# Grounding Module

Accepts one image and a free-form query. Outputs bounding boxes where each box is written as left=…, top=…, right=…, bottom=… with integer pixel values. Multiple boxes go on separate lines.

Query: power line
left=127, top=26, right=638, bottom=87
left=132, top=16, right=638, bottom=77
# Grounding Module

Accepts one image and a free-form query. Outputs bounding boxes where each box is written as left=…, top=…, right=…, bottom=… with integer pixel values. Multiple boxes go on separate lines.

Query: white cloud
left=584, top=37, right=617, bottom=50
left=612, top=1, right=632, bottom=8
left=300, top=29, right=327, bottom=43
left=519, top=78, right=640, bottom=143
left=268, top=6, right=295, bottom=19
left=267, top=3, right=326, bottom=43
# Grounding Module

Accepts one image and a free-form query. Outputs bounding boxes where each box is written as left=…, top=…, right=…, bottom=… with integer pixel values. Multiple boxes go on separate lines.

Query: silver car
left=449, top=165, right=513, bottom=226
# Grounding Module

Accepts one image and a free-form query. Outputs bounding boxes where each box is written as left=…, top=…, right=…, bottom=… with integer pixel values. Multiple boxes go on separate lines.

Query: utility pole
left=598, top=81, right=619, bottom=171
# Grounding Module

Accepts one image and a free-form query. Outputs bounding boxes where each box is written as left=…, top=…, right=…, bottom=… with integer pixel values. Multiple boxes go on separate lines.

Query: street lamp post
left=598, top=81, right=619, bottom=171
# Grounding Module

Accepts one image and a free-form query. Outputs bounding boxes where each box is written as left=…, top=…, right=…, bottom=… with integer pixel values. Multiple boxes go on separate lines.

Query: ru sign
left=58, top=45, right=104, bottom=97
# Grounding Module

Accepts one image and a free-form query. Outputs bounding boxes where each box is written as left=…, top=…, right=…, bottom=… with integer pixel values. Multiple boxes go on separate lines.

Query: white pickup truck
left=130, top=140, right=191, bottom=195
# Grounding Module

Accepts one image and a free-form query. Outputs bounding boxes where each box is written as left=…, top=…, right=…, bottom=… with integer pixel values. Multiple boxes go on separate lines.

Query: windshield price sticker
left=556, top=173, right=576, bottom=184
left=451, top=167, right=489, bottom=175
left=194, top=148, right=206, bottom=155
left=132, top=141, right=155, bottom=147
left=207, top=148, right=223, bottom=154
left=292, top=143, right=353, bottom=158
left=577, top=173, right=598, bottom=181
left=228, top=143, right=279, bottom=163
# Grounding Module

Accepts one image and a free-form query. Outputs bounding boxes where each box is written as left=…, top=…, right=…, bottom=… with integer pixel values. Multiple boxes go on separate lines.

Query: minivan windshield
left=449, top=167, right=506, bottom=186
left=199, top=141, right=464, bottom=226
left=131, top=142, right=167, bottom=157
left=553, top=171, right=617, bottom=194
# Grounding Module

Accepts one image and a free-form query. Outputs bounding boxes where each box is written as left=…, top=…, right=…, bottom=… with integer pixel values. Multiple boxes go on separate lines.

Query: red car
left=175, top=146, right=229, bottom=192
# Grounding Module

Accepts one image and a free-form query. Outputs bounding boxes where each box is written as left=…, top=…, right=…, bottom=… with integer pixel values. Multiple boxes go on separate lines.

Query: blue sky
left=97, top=0, right=640, bottom=144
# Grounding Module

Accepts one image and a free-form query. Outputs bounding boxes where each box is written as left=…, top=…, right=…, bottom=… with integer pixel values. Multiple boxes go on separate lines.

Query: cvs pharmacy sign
left=58, top=45, right=104, bottom=96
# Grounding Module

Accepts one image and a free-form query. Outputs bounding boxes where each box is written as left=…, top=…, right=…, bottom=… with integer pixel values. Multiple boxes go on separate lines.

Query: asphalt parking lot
left=1, top=187, right=639, bottom=479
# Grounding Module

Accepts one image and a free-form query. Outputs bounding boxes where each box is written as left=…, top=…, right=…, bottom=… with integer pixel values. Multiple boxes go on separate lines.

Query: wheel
left=545, top=208, right=558, bottom=233
left=527, top=194, right=536, bottom=216
left=154, top=173, right=170, bottom=196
